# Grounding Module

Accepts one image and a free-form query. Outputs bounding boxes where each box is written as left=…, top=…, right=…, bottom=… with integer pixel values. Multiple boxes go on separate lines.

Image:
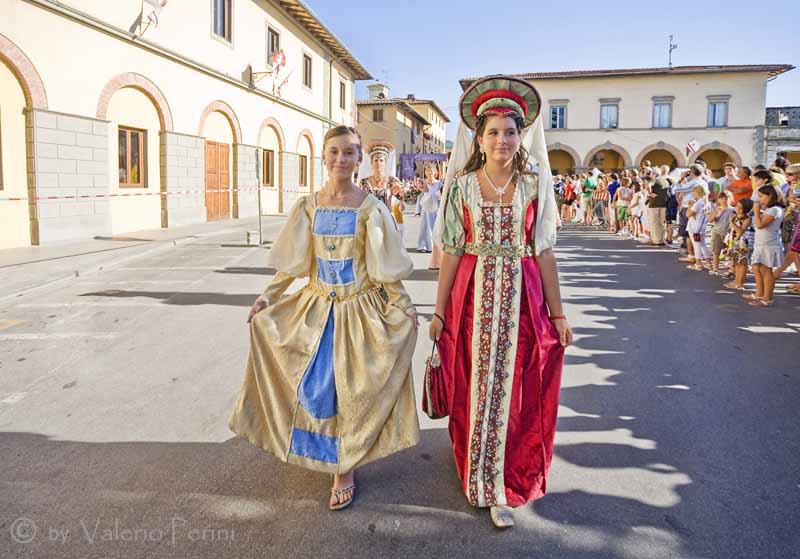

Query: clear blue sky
left=304, top=0, right=799, bottom=141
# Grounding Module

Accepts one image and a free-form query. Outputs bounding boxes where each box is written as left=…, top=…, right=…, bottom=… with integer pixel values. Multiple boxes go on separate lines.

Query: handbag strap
left=429, top=341, right=438, bottom=360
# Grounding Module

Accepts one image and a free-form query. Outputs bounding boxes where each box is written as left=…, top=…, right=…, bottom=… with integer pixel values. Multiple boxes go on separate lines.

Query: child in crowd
left=562, top=176, right=577, bottom=222
left=709, top=192, right=735, bottom=275
left=686, top=185, right=711, bottom=270
left=629, top=180, right=645, bottom=240
left=389, top=178, right=406, bottom=241
left=723, top=198, right=754, bottom=290
left=613, top=177, right=633, bottom=236
left=774, top=163, right=800, bottom=289
left=746, top=185, right=784, bottom=305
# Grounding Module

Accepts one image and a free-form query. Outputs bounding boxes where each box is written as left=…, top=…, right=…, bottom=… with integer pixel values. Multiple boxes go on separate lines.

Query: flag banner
left=144, top=0, right=167, bottom=26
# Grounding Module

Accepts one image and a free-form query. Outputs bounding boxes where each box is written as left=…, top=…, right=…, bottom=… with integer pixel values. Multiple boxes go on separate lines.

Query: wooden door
left=205, top=141, right=230, bottom=221
left=218, top=143, right=230, bottom=218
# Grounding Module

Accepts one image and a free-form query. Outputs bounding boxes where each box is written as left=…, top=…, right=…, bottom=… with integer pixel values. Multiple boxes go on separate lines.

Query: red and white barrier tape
left=0, top=186, right=311, bottom=202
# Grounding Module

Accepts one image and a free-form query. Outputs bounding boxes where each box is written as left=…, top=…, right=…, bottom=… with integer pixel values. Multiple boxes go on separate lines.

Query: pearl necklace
left=482, top=166, right=515, bottom=201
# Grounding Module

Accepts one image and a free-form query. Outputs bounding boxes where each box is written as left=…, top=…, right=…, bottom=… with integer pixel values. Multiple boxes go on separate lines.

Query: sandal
left=741, top=293, right=761, bottom=301
left=330, top=484, right=356, bottom=511
left=749, top=299, right=774, bottom=307
left=686, top=265, right=702, bottom=271
left=490, top=505, right=515, bottom=529
left=788, top=285, right=800, bottom=295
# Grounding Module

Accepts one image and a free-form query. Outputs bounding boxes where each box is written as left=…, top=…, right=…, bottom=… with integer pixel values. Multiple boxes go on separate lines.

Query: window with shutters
left=267, top=26, right=280, bottom=58
left=212, top=0, right=232, bottom=43
left=118, top=126, right=146, bottom=187
left=600, top=104, right=619, bottom=129
left=262, top=149, right=274, bottom=187
left=299, top=154, right=308, bottom=186
left=303, top=54, right=312, bottom=89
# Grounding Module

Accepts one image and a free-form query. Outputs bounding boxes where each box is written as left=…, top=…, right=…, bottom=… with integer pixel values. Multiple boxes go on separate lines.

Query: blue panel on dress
left=289, top=428, right=339, bottom=463
left=317, top=257, right=355, bottom=285
left=298, top=309, right=337, bottom=419
left=313, top=209, right=357, bottom=236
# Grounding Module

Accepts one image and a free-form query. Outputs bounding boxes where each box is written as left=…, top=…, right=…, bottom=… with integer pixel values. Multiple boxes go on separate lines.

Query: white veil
left=432, top=120, right=472, bottom=243
left=432, top=113, right=558, bottom=255
left=356, top=148, right=397, bottom=182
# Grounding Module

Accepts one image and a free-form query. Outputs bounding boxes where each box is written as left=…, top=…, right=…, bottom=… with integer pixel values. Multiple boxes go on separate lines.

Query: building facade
left=355, top=83, right=430, bottom=177
left=460, top=65, right=794, bottom=177
left=0, top=0, right=370, bottom=248
left=406, top=96, right=450, bottom=154
left=764, top=106, right=800, bottom=165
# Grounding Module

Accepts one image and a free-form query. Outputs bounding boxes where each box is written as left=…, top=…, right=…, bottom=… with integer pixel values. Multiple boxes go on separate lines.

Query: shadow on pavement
left=538, top=225, right=800, bottom=559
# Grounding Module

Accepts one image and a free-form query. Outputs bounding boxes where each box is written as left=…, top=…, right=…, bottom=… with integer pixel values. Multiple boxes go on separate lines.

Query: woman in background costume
left=429, top=76, right=571, bottom=529
left=358, top=140, right=397, bottom=208
left=418, top=165, right=443, bottom=270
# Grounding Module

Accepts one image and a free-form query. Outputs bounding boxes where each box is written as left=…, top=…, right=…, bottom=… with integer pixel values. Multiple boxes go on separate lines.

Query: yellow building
left=405, top=96, right=450, bottom=154
left=461, top=64, right=794, bottom=176
left=356, top=84, right=430, bottom=177
left=0, top=0, right=371, bottom=248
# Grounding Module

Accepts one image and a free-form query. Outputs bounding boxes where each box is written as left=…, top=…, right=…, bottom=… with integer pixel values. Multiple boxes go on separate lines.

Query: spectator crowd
left=554, top=155, right=800, bottom=306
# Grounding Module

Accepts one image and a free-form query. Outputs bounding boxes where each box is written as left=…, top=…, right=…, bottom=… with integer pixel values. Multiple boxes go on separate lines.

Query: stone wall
left=765, top=126, right=800, bottom=163
left=233, top=143, right=259, bottom=218
left=27, top=109, right=111, bottom=244
left=161, top=132, right=205, bottom=227
left=766, top=107, right=800, bottom=127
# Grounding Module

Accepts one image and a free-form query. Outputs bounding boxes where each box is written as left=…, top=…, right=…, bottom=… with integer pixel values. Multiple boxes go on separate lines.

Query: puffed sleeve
left=442, top=179, right=466, bottom=256
left=256, top=197, right=312, bottom=305
left=365, top=201, right=414, bottom=311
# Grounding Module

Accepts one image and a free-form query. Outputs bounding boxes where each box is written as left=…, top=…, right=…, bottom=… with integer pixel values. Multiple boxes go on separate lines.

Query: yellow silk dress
left=228, top=193, right=420, bottom=474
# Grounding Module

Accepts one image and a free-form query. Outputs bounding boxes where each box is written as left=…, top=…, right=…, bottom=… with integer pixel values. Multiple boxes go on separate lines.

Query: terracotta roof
left=356, top=99, right=431, bottom=125
left=406, top=99, right=452, bottom=123
left=459, top=64, right=794, bottom=90
left=276, top=0, right=371, bottom=80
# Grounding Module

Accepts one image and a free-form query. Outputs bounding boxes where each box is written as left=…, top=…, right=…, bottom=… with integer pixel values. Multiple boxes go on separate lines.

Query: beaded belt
left=464, top=242, right=533, bottom=258
left=305, top=283, right=386, bottom=302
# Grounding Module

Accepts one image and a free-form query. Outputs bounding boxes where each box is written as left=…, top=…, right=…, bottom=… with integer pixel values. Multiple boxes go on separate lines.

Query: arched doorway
left=258, top=118, right=284, bottom=213
left=0, top=33, right=48, bottom=248
left=0, top=57, right=31, bottom=248
left=689, top=143, right=741, bottom=177
left=784, top=151, right=800, bottom=164
left=583, top=143, right=632, bottom=173
left=297, top=131, right=314, bottom=193
left=548, top=150, right=576, bottom=175
left=636, top=143, right=684, bottom=170
left=200, top=101, right=240, bottom=221
left=587, top=149, right=626, bottom=173
left=105, top=86, right=164, bottom=234
left=640, top=149, right=677, bottom=168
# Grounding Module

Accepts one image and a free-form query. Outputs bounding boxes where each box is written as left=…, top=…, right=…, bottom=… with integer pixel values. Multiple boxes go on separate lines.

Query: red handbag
left=422, top=342, right=448, bottom=419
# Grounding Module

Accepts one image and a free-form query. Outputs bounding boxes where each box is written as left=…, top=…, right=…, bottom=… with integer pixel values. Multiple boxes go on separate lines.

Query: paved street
left=1, top=213, right=799, bottom=559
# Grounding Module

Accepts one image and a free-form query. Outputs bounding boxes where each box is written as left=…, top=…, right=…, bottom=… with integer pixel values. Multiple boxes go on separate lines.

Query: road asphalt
left=1, top=213, right=798, bottom=559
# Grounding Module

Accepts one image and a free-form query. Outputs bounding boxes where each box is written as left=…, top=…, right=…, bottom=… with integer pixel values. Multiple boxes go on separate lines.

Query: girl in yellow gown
left=228, top=126, right=419, bottom=510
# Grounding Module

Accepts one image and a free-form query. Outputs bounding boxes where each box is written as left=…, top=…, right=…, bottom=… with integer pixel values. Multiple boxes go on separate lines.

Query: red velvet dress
left=438, top=172, right=564, bottom=508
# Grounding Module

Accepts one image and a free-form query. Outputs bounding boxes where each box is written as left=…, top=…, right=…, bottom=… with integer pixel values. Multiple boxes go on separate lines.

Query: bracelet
left=432, top=312, right=445, bottom=325
left=548, top=315, right=566, bottom=321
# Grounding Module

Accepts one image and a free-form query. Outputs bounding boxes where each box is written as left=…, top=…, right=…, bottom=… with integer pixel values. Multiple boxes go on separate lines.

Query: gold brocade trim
left=305, top=283, right=386, bottom=302
left=464, top=242, right=533, bottom=258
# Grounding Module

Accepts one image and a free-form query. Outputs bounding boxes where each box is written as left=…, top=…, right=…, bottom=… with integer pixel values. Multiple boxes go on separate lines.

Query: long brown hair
left=461, top=114, right=532, bottom=176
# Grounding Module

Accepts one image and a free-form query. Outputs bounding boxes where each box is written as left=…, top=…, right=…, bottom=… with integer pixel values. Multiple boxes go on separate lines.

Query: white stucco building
left=0, top=0, right=370, bottom=248
left=460, top=64, right=794, bottom=176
